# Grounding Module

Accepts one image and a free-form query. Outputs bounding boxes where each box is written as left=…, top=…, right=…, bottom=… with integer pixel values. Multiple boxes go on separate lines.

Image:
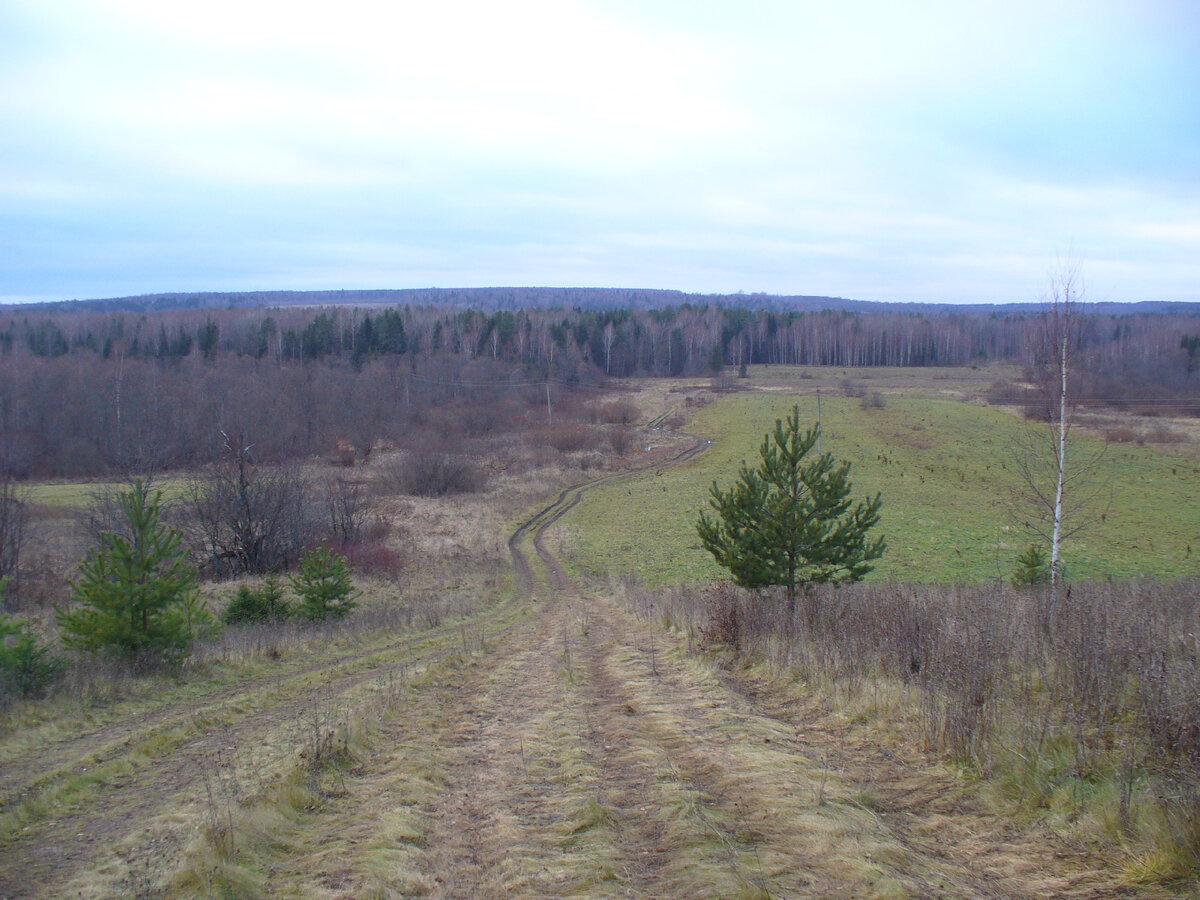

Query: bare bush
left=609, top=426, right=636, bottom=456
left=699, top=583, right=742, bottom=653
left=333, top=540, right=405, bottom=577
left=387, top=451, right=486, bottom=497
left=596, top=398, right=641, bottom=424
left=0, top=474, right=28, bottom=603
left=1145, top=424, right=1188, bottom=444
left=324, top=475, right=368, bottom=543
left=982, top=380, right=1034, bottom=407
left=537, top=424, right=603, bottom=453
left=841, top=378, right=865, bottom=398
left=189, top=434, right=319, bottom=577
left=1105, top=427, right=1140, bottom=444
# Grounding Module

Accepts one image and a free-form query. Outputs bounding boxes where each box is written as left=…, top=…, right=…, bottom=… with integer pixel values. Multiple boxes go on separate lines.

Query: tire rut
left=0, top=614, right=520, bottom=899
left=0, top=617, right=504, bottom=811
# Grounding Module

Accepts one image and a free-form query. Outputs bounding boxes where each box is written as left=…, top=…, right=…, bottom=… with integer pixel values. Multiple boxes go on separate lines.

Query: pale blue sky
left=1, top=0, right=1197, bottom=304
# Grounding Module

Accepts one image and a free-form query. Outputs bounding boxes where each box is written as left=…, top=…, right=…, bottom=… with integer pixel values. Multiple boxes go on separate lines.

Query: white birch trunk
left=1051, top=329, right=1067, bottom=597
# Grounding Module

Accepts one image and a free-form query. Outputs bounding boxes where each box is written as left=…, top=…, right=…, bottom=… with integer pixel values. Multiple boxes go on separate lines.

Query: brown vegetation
left=629, top=577, right=1200, bottom=882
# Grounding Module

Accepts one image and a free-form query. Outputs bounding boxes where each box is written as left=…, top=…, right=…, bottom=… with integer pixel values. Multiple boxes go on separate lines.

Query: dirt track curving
left=0, top=421, right=1162, bottom=898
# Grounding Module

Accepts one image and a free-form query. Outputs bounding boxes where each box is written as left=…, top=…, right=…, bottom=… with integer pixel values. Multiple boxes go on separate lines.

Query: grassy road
left=0, top=403, right=1177, bottom=897
left=162, top=433, right=1157, bottom=898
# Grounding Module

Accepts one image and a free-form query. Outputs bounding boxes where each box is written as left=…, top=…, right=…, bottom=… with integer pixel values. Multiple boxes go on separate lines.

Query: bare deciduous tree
left=189, top=430, right=318, bottom=577
left=1013, top=264, right=1108, bottom=599
left=324, top=475, right=367, bottom=544
left=0, top=471, right=28, bottom=602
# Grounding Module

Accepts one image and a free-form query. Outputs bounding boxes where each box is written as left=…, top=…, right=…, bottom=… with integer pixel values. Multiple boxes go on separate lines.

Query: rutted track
left=0, top=607, right=524, bottom=899
left=509, top=424, right=709, bottom=592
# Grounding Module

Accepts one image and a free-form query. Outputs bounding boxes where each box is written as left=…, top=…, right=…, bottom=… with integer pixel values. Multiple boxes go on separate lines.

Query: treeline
left=6, top=302, right=1199, bottom=372
left=1, top=303, right=1197, bottom=478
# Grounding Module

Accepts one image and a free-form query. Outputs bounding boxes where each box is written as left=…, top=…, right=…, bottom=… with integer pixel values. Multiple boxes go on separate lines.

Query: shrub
left=291, top=546, right=356, bottom=622
left=1105, top=427, right=1139, bottom=444
left=609, top=426, right=636, bottom=456
left=391, top=451, right=486, bottom=497
left=982, top=380, right=1033, bottom=406
left=1012, top=544, right=1050, bottom=587
left=335, top=540, right=404, bottom=577
left=596, top=399, right=640, bottom=425
left=190, top=434, right=321, bottom=577
left=222, top=576, right=291, bottom=625
left=699, top=584, right=742, bottom=653
left=539, top=424, right=601, bottom=453
left=0, top=611, right=62, bottom=700
left=1145, top=424, right=1187, bottom=444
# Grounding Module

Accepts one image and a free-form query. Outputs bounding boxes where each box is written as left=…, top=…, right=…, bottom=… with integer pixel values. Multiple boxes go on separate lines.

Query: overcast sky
left=1, top=0, right=1197, bottom=305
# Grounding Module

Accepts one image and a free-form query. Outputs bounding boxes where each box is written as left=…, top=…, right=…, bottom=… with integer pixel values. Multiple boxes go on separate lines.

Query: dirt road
left=0, top=433, right=1155, bottom=897
left=219, top=446, right=1143, bottom=898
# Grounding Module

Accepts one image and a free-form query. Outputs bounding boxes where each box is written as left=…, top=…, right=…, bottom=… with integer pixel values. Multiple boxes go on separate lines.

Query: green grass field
left=559, top=389, right=1200, bottom=585
left=26, top=477, right=188, bottom=508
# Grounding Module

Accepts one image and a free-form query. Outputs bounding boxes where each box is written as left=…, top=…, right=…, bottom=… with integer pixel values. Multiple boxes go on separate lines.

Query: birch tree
left=1013, top=265, right=1107, bottom=599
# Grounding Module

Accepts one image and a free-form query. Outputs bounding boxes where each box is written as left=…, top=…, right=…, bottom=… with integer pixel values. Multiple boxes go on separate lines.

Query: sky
left=1, top=0, right=1198, bottom=305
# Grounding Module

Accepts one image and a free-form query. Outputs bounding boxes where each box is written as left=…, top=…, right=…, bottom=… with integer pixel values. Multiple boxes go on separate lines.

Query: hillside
left=15, top=287, right=1200, bottom=316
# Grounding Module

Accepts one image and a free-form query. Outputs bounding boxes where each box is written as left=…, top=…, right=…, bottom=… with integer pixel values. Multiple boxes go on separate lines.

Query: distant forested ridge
left=18, top=286, right=1200, bottom=317
left=1, top=297, right=1197, bottom=477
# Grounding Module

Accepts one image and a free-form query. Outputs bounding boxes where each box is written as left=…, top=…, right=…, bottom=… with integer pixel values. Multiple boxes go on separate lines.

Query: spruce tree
left=58, top=480, right=206, bottom=667
left=697, top=405, right=885, bottom=620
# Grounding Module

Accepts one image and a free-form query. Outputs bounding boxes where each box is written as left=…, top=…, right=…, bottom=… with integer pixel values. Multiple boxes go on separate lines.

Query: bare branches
left=1014, top=263, right=1109, bottom=593
left=0, top=472, right=28, bottom=598
left=189, top=431, right=319, bottom=578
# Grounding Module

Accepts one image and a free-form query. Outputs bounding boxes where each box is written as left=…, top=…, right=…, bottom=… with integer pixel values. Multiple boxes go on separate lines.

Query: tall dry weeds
left=622, top=576, right=1200, bottom=882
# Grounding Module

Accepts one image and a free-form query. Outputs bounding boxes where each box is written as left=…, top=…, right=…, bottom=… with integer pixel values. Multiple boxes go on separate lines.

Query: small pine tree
left=0, top=612, right=62, bottom=700
left=291, top=547, right=356, bottom=622
left=58, top=480, right=208, bottom=667
left=697, top=405, right=885, bottom=621
left=1, top=575, right=62, bottom=699
left=1012, top=543, right=1051, bottom=588
left=223, top=576, right=291, bottom=625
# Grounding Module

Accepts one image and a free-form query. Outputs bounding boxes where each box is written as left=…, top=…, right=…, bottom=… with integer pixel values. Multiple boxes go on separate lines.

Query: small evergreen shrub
left=291, top=547, right=357, bottom=622
left=222, top=576, right=291, bottom=625
left=1012, top=544, right=1050, bottom=587
left=0, top=606, right=62, bottom=701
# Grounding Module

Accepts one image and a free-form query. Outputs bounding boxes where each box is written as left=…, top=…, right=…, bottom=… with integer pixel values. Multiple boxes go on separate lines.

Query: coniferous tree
left=291, top=546, right=356, bottom=621
left=697, top=406, right=885, bottom=621
left=58, top=480, right=207, bottom=667
left=1012, top=544, right=1050, bottom=588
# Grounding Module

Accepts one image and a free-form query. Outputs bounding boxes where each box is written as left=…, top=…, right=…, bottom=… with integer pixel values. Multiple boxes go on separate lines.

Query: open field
left=557, top=367, right=1200, bottom=584
left=1, top=368, right=1197, bottom=897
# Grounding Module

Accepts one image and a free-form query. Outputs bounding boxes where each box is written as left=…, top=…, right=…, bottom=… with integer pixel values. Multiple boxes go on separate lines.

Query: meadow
left=557, top=369, right=1200, bottom=585
left=3, top=364, right=1199, bottom=896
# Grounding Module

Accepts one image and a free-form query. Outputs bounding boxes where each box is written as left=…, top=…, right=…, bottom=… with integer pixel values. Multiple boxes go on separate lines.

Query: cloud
left=1, top=0, right=1198, bottom=303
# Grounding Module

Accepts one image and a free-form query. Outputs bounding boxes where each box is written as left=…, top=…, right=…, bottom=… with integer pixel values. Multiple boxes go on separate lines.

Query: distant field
left=558, top=378, right=1200, bottom=585
left=24, top=479, right=190, bottom=512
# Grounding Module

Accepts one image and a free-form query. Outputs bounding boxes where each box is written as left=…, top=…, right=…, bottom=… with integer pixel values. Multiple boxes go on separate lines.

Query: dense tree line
left=4, top=303, right=1197, bottom=374
left=0, top=303, right=1196, bottom=478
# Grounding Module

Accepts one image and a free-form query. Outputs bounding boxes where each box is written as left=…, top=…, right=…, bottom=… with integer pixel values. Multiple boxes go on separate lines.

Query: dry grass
left=622, top=576, right=1200, bottom=893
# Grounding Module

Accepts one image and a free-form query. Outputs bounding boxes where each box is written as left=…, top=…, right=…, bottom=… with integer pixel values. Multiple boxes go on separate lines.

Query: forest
left=1, top=300, right=1198, bottom=478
